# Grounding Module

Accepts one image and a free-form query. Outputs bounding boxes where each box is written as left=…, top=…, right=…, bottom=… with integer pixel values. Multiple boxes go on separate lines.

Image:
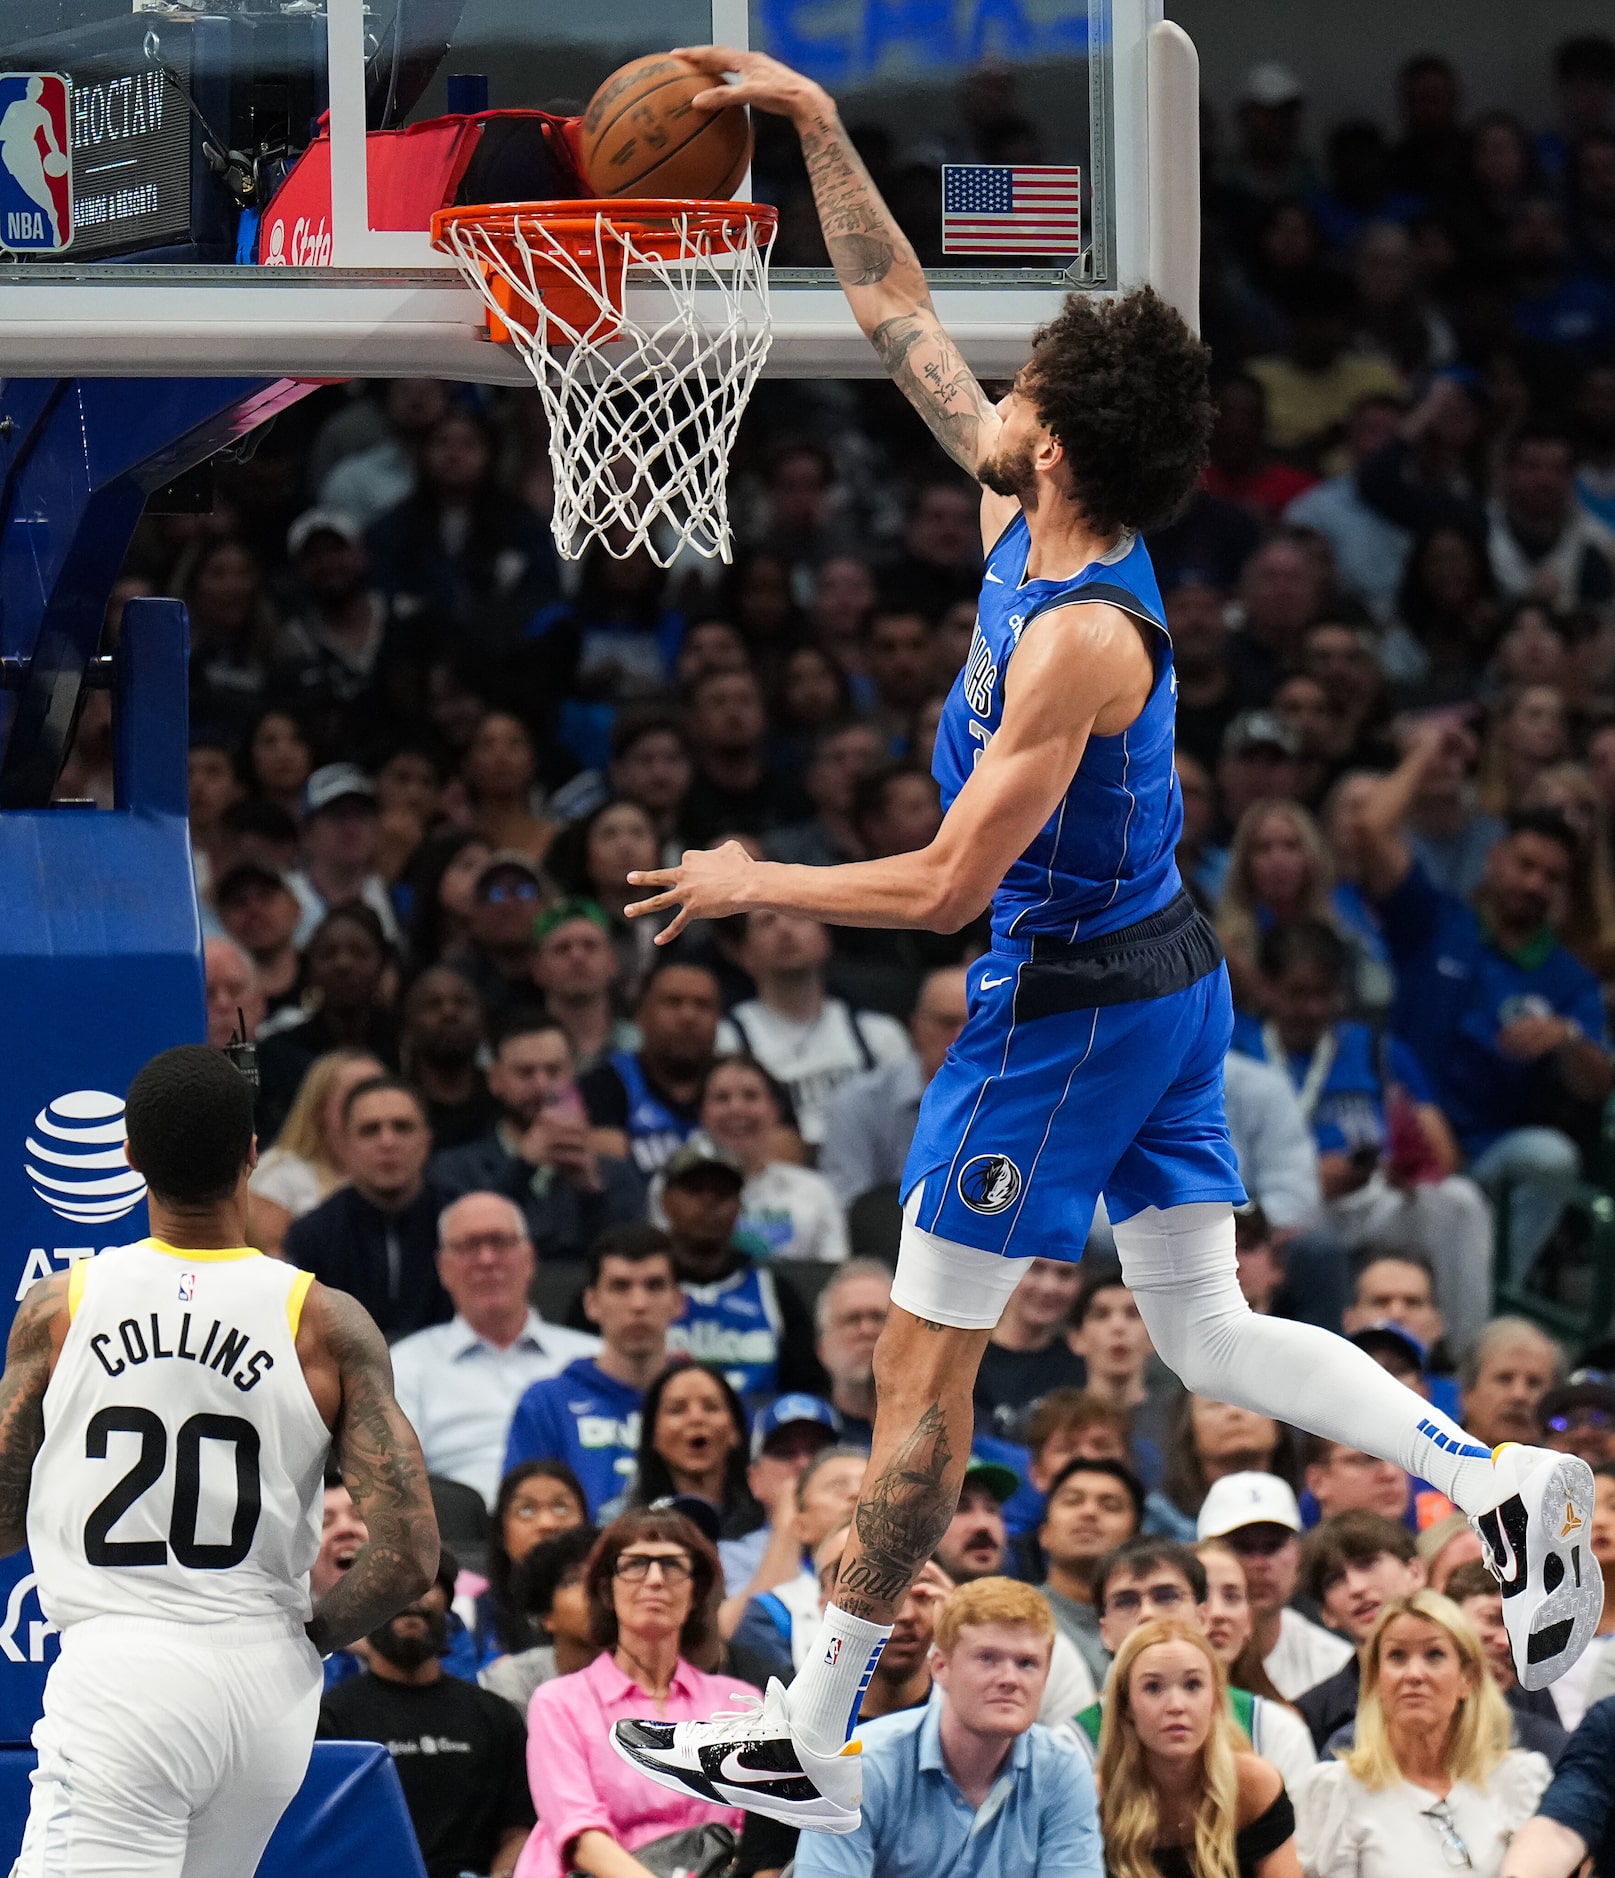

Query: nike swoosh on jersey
left=980, top=974, right=1011, bottom=989
left=983, top=570, right=1004, bottom=582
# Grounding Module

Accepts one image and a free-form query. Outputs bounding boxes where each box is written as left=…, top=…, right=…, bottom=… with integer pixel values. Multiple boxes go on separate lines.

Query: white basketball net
left=435, top=203, right=776, bottom=566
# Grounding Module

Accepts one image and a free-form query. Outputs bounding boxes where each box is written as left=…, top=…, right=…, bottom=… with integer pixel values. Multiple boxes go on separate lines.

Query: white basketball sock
left=787, top=1604, right=892, bottom=1755
left=1113, top=1202, right=1504, bottom=1514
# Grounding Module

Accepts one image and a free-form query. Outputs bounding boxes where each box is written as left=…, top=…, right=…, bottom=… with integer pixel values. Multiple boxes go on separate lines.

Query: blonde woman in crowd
left=1215, top=799, right=1388, bottom=1018
left=1477, top=683, right=1570, bottom=816
left=247, top=1048, right=383, bottom=1256
left=1098, top=1617, right=1301, bottom=1878
left=1193, top=1540, right=1319, bottom=1796
left=1294, top=1590, right=1551, bottom=1877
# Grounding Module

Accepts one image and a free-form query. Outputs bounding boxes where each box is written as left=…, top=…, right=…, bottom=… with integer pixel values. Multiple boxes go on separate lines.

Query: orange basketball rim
left=429, top=196, right=779, bottom=567
left=430, top=197, right=777, bottom=342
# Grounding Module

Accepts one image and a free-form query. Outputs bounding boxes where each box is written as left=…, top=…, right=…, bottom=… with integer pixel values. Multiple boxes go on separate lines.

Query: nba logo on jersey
left=177, top=1271, right=196, bottom=1302
left=0, top=75, right=73, bottom=253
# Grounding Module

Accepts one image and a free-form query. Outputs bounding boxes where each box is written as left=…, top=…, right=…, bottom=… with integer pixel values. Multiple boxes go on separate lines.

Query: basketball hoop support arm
left=0, top=376, right=314, bottom=808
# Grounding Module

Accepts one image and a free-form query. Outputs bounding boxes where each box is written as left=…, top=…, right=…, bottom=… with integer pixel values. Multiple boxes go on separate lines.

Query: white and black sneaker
left=610, top=1678, right=863, bottom=1833
left=1471, top=1443, right=1601, bottom=1691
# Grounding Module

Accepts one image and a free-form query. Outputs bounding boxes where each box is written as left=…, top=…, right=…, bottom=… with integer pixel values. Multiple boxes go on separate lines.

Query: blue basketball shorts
left=900, top=948, right=1245, bottom=1262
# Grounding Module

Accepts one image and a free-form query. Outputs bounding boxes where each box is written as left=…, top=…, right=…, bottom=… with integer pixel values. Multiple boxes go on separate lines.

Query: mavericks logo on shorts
left=957, top=1154, right=1022, bottom=1215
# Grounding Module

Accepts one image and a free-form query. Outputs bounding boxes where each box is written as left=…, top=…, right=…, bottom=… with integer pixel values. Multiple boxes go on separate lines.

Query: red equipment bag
left=258, top=108, right=585, bottom=266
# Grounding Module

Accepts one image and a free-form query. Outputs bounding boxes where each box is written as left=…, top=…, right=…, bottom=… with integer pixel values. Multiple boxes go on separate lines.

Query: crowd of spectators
left=112, top=25, right=1615, bottom=1878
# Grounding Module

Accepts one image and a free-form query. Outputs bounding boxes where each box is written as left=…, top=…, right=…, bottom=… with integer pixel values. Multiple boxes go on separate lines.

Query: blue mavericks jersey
left=611, top=1050, right=700, bottom=1175
left=503, top=1357, right=644, bottom=1515
left=668, top=1264, right=785, bottom=1401
left=934, top=515, right=1182, bottom=947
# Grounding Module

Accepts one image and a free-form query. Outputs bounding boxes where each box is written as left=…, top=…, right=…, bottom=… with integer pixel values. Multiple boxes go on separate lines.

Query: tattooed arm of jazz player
left=0, top=1275, right=68, bottom=1556
left=304, top=1284, right=439, bottom=1653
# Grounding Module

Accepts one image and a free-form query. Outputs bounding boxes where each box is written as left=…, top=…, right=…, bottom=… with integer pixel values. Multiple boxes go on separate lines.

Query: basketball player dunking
left=0, top=1046, right=438, bottom=1876
left=609, top=46, right=1602, bottom=1833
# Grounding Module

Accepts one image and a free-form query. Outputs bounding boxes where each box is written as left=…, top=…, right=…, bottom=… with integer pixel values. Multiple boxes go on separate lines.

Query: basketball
left=44, top=154, right=68, bottom=178
left=579, top=52, right=751, bottom=201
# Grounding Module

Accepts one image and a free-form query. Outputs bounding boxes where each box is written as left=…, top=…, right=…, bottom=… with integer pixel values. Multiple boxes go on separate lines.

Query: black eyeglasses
left=615, top=1553, right=694, bottom=1583
left=1105, top=1584, right=1187, bottom=1617
left=1422, top=1801, right=1473, bottom=1870
left=483, top=881, right=540, bottom=904
left=1549, top=1408, right=1613, bottom=1433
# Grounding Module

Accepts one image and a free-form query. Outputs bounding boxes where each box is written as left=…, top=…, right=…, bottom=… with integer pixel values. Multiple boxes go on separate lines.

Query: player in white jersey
left=0, top=1045, right=439, bottom=1878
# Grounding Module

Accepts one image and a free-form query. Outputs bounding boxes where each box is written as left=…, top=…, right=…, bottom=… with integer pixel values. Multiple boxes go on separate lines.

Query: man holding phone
left=430, top=1011, right=645, bottom=1262
left=1353, top=719, right=1614, bottom=1278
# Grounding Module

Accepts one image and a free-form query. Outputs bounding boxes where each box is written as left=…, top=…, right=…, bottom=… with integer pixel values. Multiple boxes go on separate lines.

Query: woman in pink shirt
left=517, top=1508, right=754, bottom=1878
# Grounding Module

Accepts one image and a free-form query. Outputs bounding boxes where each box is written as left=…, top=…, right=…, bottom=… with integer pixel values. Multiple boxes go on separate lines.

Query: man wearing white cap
left=286, top=763, right=399, bottom=947
left=1197, top=1470, right=1353, bottom=1700
left=1228, top=62, right=1318, bottom=210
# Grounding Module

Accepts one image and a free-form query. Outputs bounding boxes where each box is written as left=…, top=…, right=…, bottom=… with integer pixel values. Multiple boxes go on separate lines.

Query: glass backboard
left=0, top=0, right=1195, bottom=380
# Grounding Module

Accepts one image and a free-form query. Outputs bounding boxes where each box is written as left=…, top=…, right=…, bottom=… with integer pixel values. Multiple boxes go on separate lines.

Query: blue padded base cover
left=0, top=1740, right=428, bottom=1877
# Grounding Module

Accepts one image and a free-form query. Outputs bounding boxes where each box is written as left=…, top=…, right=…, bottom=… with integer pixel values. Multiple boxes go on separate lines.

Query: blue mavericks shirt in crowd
left=1534, top=1692, right=1615, bottom=1871
left=668, top=1264, right=785, bottom=1400
left=1230, top=1015, right=1436, bottom=1156
left=504, top=1356, right=644, bottom=1515
left=610, top=1050, right=700, bottom=1175
left=1374, top=861, right=1607, bottom=1154
left=932, top=514, right=1181, bottom=948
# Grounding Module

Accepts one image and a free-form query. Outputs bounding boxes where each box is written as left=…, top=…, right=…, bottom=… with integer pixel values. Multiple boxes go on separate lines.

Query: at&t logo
left=0, top=1574, right=57, bottom=1665
left=25, top=1090, right=145, bottom=1225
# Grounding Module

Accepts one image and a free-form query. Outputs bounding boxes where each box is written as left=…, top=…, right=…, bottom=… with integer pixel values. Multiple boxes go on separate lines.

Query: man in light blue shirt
left=390, top=1190, right=599, bottom=1507
left=794, top=1577, right=1102, bottom=1878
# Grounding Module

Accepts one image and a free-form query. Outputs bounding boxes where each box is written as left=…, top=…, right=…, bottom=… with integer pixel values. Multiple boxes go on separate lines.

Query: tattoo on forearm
left=0, top=1278, right=63, bottom=1556
left=840, top=1405, right=956, bottom=1621
left=795, top=109, right=994, bottom=475
left=306, top=1289, right=439, bottom=1654
left=870, top=312, right=993, bottom=475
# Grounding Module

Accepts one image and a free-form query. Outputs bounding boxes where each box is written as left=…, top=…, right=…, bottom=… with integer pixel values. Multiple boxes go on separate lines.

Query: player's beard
left=368, top=1606, right=448, bottom=1671
left=979, top=435, right=1038, bottom=506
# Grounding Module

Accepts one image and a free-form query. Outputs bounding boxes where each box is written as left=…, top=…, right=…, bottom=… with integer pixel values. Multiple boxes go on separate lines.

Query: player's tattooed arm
left=0, top=1275, right=66, bottom=1556
left=306, top=1286, right=438, bottom=1653
left=671, top=45, right=1000, bottom=477
left=836, top=1405, right=956, bottom=1619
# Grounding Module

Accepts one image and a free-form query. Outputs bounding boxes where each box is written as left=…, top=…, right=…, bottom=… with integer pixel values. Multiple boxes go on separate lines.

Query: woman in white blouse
left=1295, top=1590, right=1551, bottom=1878
left=655, top=1057, right=848, bottom=1264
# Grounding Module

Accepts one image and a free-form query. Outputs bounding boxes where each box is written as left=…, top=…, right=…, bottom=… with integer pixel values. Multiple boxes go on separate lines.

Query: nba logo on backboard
left=0, top=75, right=72, bottom=253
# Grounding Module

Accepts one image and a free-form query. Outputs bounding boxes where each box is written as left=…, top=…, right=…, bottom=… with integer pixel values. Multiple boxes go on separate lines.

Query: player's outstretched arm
left=0, top=1275, right=66, bottom=1556
left=675, top=45, right=1001, bottom=479
left=303, top=1284, right=438, bottom=1653
left=628, top=602, right=1145, bottom=940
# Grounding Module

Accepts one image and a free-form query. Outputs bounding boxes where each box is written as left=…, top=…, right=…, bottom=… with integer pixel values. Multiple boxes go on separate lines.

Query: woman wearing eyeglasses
left=1294, top=1591, right=1551, bottom=1877
left=1097, top=1617, right=1302, bottom=1877
left=516, top=1508, right=754, bottom=1878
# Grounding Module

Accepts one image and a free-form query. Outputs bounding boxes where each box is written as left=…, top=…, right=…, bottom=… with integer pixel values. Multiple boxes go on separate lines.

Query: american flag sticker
left=941, top=164, right=1083, bottom=255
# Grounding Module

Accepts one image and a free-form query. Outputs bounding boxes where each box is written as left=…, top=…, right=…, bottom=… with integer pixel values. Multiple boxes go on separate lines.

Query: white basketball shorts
left=10, top=1610, right=322, bottom=1878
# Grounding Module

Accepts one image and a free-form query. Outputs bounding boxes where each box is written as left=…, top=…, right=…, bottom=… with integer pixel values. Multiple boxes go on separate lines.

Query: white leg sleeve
left=1112, top=1202, right=1502, bottom=1514
left=890, top=1184, right=1034, bottom=1330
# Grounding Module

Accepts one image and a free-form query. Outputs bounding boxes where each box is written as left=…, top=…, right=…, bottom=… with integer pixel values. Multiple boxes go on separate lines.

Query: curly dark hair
left=1022, top=287, right=1213, bottom=534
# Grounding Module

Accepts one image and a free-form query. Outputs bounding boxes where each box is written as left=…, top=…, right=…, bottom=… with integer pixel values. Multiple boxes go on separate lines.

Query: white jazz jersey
left=27, top=1239, right=329, bottom=1631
